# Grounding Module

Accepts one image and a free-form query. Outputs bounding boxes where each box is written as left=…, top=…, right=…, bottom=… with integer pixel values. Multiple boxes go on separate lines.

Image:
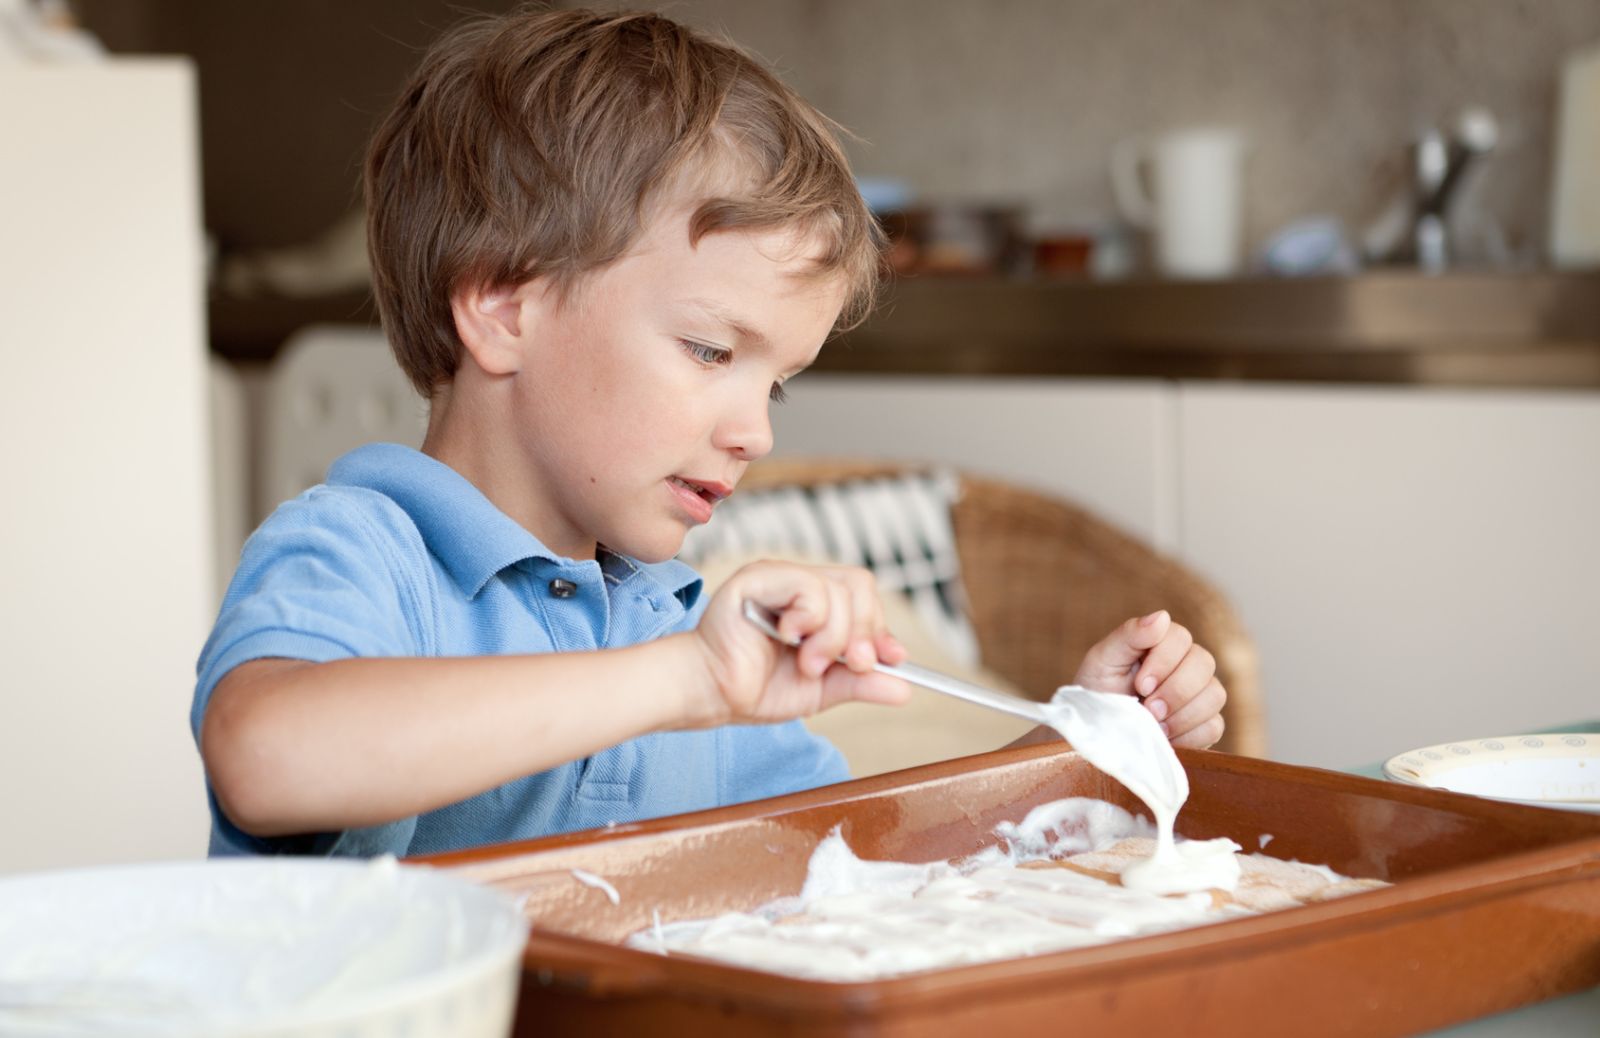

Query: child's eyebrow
left=678, top=297, right=818, bottom=379
left=679, top=298, right=772, bottom=352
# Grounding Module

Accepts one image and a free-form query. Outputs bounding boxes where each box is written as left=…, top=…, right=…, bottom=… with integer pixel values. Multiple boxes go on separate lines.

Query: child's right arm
left=201, top=560, right=910, bottom=839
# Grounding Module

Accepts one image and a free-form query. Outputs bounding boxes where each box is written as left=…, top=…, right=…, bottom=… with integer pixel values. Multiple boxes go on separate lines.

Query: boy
left=192, top=7, right=1226, bottom=858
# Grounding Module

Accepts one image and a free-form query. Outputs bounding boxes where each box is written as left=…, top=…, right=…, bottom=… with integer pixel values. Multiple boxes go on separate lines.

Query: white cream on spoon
left=739, top=604, right=1236, bottom=895
left=1039, top=686, right=1239, bottom=895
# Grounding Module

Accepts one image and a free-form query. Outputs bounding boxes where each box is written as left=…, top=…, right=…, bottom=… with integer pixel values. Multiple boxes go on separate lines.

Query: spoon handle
left=741, top=600, right=1050, bottom=725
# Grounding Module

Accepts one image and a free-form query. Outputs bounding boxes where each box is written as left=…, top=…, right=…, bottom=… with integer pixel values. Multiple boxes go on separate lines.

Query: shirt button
left=548, top=578, right=578, bottom=599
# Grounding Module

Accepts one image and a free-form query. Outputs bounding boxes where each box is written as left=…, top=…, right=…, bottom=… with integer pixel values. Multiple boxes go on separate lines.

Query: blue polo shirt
left=192, top=443, right=848, bottom=858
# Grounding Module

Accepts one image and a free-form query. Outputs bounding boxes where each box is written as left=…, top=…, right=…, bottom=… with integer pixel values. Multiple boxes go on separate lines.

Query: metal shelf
left=822, top=271, right=1600, bottom=388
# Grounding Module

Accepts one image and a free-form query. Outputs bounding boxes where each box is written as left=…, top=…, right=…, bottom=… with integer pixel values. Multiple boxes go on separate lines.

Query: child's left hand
left=1074, top=610, right=1226, bottom=749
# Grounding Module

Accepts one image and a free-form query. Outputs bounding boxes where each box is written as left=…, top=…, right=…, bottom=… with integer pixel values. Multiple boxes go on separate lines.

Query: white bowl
left=1383, top=733, right=1600, bottom=813
left=0, top=856, right=529, bottom=1037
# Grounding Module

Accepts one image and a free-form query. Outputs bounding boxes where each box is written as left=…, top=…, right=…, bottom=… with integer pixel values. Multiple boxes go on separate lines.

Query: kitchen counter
left=209, top=271, right=1600, bottom=388
left=821, top=270, right=1600, bottom=388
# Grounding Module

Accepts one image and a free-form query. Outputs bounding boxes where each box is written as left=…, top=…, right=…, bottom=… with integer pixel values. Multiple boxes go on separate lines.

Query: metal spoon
left=741, top=599, right=1050, bottom=726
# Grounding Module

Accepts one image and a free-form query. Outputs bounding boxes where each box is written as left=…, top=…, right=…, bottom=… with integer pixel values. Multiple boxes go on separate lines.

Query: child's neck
left=421, top=385, right=599, bottom=561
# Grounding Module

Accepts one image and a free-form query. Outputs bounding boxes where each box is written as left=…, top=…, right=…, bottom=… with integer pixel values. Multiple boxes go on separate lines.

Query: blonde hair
left=365, top=6, right=884, bottom=395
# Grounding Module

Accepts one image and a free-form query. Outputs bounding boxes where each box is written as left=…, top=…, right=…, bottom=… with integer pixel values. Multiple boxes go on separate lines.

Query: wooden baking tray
left=421, top=745, right=1600, bottom=1037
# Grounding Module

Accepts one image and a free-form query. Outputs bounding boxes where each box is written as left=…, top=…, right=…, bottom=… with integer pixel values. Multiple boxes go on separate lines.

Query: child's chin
left=615, top=530, right=689, bottom=565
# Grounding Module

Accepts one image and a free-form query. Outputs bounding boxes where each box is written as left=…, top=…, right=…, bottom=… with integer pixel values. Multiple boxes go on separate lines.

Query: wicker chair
left=740, top=458, right=1266, bottom=757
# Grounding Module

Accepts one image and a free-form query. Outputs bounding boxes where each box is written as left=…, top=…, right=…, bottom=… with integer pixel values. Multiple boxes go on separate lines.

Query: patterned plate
left=1383, top=733, right=1599, bottom=813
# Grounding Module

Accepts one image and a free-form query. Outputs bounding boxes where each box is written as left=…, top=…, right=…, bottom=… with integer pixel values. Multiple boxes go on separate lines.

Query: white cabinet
left=775, top=375, right=1600, bottom=769
left=0, top=61, right=213, bottom=873
left=1178, top=384, right=1600, bottom=768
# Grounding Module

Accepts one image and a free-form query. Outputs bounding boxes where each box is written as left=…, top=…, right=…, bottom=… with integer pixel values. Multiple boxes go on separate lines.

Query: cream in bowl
left=0, top=856, right=529, bottom=1038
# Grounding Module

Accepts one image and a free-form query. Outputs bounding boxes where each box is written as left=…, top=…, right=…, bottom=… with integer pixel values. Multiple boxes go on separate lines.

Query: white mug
left=1111, top=127, right=1246, bottom=278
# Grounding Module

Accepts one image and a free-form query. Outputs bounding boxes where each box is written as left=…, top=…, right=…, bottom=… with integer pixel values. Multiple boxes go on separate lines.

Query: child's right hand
left=683, top=561, right=913, bottom=727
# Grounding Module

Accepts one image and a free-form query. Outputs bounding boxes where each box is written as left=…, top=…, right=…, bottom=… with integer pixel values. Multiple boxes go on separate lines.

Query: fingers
left=1076, top=610, right=1171, bottom=689
left=1132, top=621, right=1193, bottom=700
left=1169, top=709, right=1226, bottom=750
left=1142, top=635, right=1216, bottom=735
left=1074, top=607, right=1226, bottom=748
left=820, top=667, right=913, bottom=709
left=874, top=630, right=908, bottom=666
left=739, top=562, right=897, bottom=679
left=828, top=565, right=888, bottom=674
left=800, top=577, right=854, bottom=678
left=1160, top=676, right=1227, bottom=745
left=731, top=562, right=826, bottom=642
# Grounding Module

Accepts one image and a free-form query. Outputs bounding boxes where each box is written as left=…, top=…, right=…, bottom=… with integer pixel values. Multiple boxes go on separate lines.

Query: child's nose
left=712, top=391, right=774, bottom=460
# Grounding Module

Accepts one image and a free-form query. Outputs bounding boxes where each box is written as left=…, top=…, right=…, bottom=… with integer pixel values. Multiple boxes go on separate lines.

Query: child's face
left=502, top=208, right=847, bottom=562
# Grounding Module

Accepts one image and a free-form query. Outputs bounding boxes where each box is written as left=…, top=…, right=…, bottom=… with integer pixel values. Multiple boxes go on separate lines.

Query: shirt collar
left=327, top=443, right=702, bottom=604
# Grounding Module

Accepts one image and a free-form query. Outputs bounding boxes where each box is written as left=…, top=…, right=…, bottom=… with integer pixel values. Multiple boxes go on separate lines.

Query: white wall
left=771, top=376, right=1177, bottom=550
left=0, top=61, right=213, bottom=874
left=772, top=375, right=1600, bottom=769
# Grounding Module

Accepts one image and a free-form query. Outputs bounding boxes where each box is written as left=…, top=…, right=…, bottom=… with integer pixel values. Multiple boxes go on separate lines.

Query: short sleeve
left=194, top=487, right=429, bottom=719
left=192, top=487, right=432, bottom=858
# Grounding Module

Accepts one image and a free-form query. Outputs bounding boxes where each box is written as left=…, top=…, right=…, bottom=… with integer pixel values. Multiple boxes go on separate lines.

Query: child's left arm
left=1009, top=610, right=1227, bottom=750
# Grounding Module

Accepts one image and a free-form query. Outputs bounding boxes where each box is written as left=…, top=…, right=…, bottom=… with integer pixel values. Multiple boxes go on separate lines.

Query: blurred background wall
left=74, top=0, right=1600, bottom=269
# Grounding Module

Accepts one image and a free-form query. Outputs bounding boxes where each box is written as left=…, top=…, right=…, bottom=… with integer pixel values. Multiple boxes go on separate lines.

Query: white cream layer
left=627, top=798, right=1270, bottom=981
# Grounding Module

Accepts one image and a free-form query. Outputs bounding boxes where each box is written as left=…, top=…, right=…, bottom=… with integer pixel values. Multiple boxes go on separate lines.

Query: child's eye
left=769, top=382, right=789, bottom=404
left=681, top=339, right=731, bottom=366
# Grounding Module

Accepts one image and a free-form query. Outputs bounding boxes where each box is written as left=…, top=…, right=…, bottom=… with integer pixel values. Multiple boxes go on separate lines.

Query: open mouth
left=669, top=475, right=726, bottom=504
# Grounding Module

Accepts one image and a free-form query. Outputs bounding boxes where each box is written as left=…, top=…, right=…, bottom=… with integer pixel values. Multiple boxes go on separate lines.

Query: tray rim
left=419, top=744, right=1600, bottom=1015
left=422, top=742, right=1600, bottom=871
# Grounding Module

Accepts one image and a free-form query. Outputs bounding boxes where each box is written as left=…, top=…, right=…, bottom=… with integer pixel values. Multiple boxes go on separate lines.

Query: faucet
left=1364, top=108, right=1499, bottom=272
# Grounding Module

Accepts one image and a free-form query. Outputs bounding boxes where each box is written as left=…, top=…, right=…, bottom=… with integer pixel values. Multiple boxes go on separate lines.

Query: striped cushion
left=679, top=470, right=980, bottom=666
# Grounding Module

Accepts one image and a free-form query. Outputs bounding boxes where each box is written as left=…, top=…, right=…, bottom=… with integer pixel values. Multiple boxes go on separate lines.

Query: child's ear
left=449, top=279, right=543, bottom=376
